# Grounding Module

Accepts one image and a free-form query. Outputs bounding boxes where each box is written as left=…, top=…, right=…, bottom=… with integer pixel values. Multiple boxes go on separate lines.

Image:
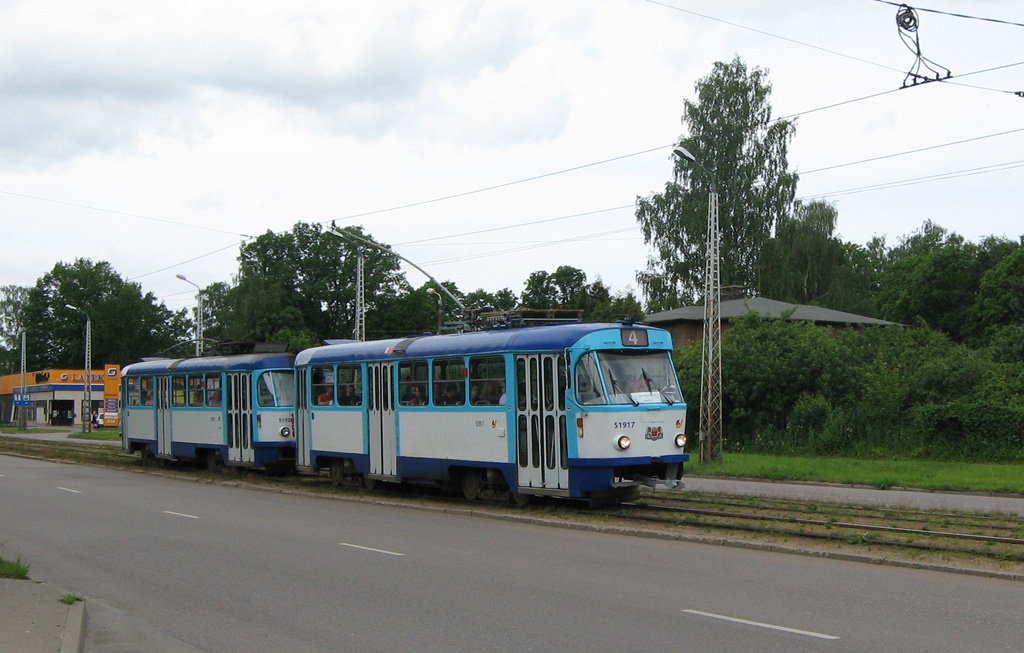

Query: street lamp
left=673, top=145, right=723, bottom=463
left=426, top=288, right=443, bottom=333
left=176, top=274, right=204, bottom=357
left=65, top=303, right=92, bottom=433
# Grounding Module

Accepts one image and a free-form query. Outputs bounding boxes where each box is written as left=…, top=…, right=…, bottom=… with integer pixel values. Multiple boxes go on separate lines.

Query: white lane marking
left=340, top=543, right=404, bottom=557
left=683, top=609, right=840, bottom=640
left=57, top=487, right=81, bottom=494
left=163, top=511, right=200, bottom=519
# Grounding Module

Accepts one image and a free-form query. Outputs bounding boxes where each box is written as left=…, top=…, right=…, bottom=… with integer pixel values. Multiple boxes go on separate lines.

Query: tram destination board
left=620, top=329, right=648, bottom=347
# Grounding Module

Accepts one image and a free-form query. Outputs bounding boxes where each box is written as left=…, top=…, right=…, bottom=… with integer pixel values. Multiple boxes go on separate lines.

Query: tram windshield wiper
left=607, top=369, right=639, bottom=406
left=641, top=368, right=674, bottom=405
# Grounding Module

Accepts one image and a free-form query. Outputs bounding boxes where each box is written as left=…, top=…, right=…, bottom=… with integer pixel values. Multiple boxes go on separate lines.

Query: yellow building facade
left=1, top=365, right=121, bottom=427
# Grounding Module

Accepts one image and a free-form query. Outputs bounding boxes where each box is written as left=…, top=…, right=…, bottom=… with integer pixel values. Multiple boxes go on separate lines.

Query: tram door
left=367, top=362, right=397, bottom=478
left=226, top=373, right=255, bottom=464
left=156, top=376, right=172, bottom=457
left=515, top=354, right=569, bottom=492
left=294, top=369, right=311, bottom=470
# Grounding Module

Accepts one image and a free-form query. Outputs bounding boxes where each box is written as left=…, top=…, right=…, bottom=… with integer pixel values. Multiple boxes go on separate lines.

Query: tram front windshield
left=575, top=350, right=681, bottom=406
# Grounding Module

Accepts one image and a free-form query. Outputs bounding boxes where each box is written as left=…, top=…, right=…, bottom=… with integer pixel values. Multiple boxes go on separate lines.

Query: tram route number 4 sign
left=13, top=394, right=31, bottom=406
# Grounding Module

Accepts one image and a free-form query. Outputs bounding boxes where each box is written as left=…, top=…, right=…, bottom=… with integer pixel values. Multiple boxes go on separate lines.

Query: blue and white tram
left=294, top=322, right=689, bottom=504
left=121, top=353, right=296, bottom=470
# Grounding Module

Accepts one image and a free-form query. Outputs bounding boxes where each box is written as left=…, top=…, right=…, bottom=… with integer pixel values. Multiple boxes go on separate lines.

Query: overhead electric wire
left=869, top=0, right=1024, bottom=29
left=0, top=189, right=253, bottom=239
left=646, top=0, right=1023, bottom=97
left=800, top=126, right=1024, bottom=175
left=800, top=159, right=1024, bottom=201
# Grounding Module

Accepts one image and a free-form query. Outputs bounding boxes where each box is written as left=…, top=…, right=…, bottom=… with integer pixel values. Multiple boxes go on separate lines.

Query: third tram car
left=293, top=322, right=688, bottom=505
left=121, top=353, right=296, bottom=471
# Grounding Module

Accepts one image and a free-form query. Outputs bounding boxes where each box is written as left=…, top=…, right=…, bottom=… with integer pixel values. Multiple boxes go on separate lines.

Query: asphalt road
left=2, top=454, right=1022, bottom=652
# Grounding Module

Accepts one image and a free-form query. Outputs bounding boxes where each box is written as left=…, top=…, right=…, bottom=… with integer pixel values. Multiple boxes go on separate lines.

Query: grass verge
left=68, top=430, right=121, bottom=441
left=686, top=453, right=1024, bottom=494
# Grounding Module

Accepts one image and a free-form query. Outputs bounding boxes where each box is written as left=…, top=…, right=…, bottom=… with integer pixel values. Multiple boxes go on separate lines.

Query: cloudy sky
left=2, top=0, right=1021, bottom=315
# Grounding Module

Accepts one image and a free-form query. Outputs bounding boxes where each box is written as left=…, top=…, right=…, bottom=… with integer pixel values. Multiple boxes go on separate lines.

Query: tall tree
left=230, top=223, right=413, bottom=343
left=965, top=247, right=1024, bottom=343
left=876, top=222, right=981, bottom=340
left=636, top=56, right=798, bottom=310
left=20, top=259, right=186, bottom=368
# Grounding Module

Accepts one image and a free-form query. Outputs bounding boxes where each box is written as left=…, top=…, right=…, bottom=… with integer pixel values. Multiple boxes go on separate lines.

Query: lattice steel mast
left=673, top=146, right=722, bottom=462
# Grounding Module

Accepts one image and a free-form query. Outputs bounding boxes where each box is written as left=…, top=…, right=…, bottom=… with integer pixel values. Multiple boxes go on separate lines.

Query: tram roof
left=123, top=352, right=296, bottom=376
left=295, top=322, right=671, bottom=366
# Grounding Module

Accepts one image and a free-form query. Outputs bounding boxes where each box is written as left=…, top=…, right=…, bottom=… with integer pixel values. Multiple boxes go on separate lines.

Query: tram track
left=611, top=491, right=1024, bottom=563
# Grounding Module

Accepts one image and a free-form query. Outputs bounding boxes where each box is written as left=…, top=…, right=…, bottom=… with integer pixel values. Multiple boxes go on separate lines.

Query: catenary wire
left=869, top=0, right=1024, bottom=29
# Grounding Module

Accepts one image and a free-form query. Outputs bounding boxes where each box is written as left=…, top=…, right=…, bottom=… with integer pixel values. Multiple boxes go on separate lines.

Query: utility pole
left=673, top=146, right=723, bottom=462
left=18, top=331, right=27, bottom=429
left=65, top=304, right=92, bottom=433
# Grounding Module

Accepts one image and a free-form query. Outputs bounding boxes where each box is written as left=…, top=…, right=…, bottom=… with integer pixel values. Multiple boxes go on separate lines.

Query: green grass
left=60, top=593, right=83, bottom=605
left=68, top=431, right=121, bottom=441
left=687, top=453, right=1024, bottom=495
left=0, top=555, right=30, bottom=579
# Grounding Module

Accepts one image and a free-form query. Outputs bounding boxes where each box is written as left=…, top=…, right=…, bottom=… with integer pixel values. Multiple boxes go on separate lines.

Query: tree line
left=0, top=224, right=643, bottom=371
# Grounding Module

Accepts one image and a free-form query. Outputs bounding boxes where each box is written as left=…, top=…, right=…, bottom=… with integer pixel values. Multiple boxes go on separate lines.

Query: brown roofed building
left=645, top=296, right=897, bottom=346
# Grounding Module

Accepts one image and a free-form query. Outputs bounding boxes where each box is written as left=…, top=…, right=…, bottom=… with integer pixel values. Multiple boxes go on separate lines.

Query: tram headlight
left=616, top=435, right=631, bottom=451
left=675, top=434, right=687, bottom=448
left=280, top=426, right=292, bottom=438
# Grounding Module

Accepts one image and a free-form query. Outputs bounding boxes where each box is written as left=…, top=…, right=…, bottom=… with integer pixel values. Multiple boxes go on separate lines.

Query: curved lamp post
left=176, top=274, right=204, bottom=357
left=426, top=287, right=443, bottom=333
left=65, top=303, right=92, bottom=433
left=673, top=145, right=722, bottom=463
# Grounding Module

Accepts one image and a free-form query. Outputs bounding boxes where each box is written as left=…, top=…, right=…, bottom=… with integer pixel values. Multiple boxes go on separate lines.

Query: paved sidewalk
left=0, top=578, right=83, bottom=653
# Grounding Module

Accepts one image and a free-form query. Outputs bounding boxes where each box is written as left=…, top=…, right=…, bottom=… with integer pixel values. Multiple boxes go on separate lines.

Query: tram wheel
left=138, top=448, right=154, bottom=466
left=329, top=460, right=345, bottom=488
left=206, top=450, right=223, bottom=472
left=461, top=469, right=483, bottom=501
left=509, top=492, right=531, bottom=507
left=362, top=476, right=377, bottom=491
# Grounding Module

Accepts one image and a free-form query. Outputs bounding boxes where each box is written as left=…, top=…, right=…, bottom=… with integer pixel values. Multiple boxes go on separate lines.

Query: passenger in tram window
left=142, top=391, right=154, bottom=406
left=207, top=389, right=222, bottom=407
left=190, top=389, right=204, bottom=406
left=408, top=385, right=425, bottom=406
left=338, top=385, right=354, bottom=406
left=317, top=387, right=335, bottom=406
left=497, top=382, right=506, bottom=405
left=470, top=383, right=482, bottom=405
left=482, top=381, right=499, bottom=405
left=443, top=383, right=463, bottom=406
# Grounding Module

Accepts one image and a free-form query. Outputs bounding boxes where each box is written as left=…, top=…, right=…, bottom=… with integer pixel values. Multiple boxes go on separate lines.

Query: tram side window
left=432, top=358, right=465, bottom=406
left=312, top=366, right=335, bottom=406
left=187, top=376, right=205, bottom=407
left=127, top=377, right=141, bottom=406
left=206, top=376, right=222, bottom=407
left=140, top=377, right=154, bottom=406
left=398, top=361, right=428, bottom=406
left=336, top=365, right=362, bottom=406
left=257, top=370, right=295, bottom=407
left=171, top=375, right=187, bottom=407
left=469, top=356, right=505, bottom=406
left=575, top=352, right=606, bottom=405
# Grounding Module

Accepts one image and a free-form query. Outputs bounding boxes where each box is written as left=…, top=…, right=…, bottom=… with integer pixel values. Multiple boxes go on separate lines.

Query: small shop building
left=0, top=365, right=121, bottom=427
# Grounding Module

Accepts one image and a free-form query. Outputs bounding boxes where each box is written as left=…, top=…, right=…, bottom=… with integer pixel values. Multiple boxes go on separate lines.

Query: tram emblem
left=644, top=426, right=664, bottom=441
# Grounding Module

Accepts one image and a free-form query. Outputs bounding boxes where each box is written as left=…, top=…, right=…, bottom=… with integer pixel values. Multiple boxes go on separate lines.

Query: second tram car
left=121, top=353, right=296, bottom=470
left=294, top=322, right=688, bottom=504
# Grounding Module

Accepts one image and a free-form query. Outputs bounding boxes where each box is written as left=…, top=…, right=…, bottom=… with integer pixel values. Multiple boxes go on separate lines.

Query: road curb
left=60, top=599, right=85, bottom=653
